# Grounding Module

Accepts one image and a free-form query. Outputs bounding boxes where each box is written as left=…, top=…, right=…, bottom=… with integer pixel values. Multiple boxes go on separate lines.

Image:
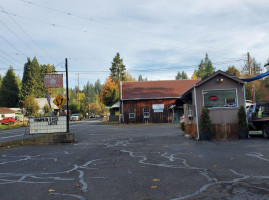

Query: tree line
left=0, top=53, right=268, bottom=116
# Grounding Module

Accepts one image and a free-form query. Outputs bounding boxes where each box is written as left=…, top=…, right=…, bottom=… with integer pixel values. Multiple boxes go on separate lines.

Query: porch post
left=194, top=86, right=199, bottom=140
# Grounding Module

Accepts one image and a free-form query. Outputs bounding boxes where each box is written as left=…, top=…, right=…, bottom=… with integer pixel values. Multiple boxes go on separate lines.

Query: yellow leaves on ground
left=153, top=178, right=160, bottom=182
left=151, top=185, right=158, bottom=189
left=48, top=189, right=55, bottom=193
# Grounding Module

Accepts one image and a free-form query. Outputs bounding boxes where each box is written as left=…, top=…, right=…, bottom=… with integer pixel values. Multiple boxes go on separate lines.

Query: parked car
left=0, top=117, right=15, bottom=125
left=70, top=113, right=81, bottom=121
left=95, top=115, right=100, bottom=118
left=179, top=115, right=185, bottom=123
left=90, top=114, right=95, bottom=118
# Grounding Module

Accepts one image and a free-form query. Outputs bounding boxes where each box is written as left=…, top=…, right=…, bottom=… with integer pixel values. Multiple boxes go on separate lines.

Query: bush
left=199, top=107, right=211, bottom=132
left=238, top=106, right=248, bottom=130
left=180, top=122, right=185, bottom=131
left=23, top=95, right=40, bottom=117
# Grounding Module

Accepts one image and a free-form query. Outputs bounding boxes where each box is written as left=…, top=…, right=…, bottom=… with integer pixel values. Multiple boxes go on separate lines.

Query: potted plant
left=199, top=107, right=211, bottom=140
left=238, top=106, right=249, bottom=139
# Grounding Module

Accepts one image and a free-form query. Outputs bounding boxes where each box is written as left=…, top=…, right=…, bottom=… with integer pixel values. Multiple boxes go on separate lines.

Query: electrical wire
left=18, top=0, right=245, bottom=56
left=0, top=8, right=246, bottom=55
left=0, top=5, right=59, bottom=64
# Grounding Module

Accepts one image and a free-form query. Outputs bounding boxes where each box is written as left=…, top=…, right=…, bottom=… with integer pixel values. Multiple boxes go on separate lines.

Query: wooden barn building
left=120, top=79, right=200, bottom=123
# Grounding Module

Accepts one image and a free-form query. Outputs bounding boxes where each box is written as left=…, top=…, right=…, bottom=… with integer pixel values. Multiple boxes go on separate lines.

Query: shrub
left=199, top=107, right=211, bottom=132
left=238, top=106, right=248, bottom=130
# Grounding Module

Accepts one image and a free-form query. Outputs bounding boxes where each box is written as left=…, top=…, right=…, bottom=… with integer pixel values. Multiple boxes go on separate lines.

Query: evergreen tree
left=21, top=57, right=42, bottom=101
left=94, top=79, right=103, bottom=95
left=109, top=52, right=126, bottom=84
left=196, top=53, right=215, bottom=78
left=0, top=74, right=2, bottom=89
left=138, top=75, right=148, bottom=81
left=83, top=82, right=95, bottom=103
left=176, top=71, right=188, bottom=80
left=175, top=72, right=182, bottom=80
left=0, top=67, right=20, bottom=107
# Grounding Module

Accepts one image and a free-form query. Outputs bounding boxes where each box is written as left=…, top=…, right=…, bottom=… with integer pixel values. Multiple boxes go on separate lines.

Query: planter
left=201, top=131, right=211, bottom=141
left=239, top=129, right=249, bottom=139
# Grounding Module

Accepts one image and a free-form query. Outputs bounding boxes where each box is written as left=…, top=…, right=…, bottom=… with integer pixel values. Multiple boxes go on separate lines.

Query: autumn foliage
left=100, top=77, right=119, bottom=106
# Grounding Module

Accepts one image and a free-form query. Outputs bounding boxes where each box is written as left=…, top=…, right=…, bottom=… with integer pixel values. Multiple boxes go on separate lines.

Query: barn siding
left=121, top=99, right=176, bottom=123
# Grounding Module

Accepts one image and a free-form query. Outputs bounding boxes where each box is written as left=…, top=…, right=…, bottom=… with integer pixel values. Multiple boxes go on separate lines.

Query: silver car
left=70, top=113, right=81, bottom=121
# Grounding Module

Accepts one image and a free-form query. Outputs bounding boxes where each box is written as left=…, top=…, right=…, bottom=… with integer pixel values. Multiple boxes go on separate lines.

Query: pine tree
left=21, top=57, right=42, bottom=101
left=94, top=79, right=103, bottom=95
left=175, top=72, right=182, bottom=80
left=0, top=67, right=20, bottom=107
left=196, top=53, right=215, bottom=78
left=176, top=71, right=188, bottom=80
left=109, top=52, right=126, bottom=84
left=138, top=75, right=148, bottom=81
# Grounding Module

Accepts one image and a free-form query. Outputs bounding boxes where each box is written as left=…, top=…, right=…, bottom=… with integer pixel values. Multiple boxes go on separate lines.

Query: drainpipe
left=243, top=85, right=247, bottom=123
left=194, top=86, right=200, bottom=140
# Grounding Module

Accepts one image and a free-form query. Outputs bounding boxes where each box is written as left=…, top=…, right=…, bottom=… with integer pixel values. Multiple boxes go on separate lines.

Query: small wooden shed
left=181, top=70, right=245, bottom=140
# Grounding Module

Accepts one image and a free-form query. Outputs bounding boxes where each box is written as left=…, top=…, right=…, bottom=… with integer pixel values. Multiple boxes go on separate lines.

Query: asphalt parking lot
left=0, top=121, right=269, bottom=200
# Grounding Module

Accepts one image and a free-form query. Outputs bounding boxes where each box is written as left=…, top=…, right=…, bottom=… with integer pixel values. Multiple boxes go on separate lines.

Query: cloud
left=0, top=0, right=268, bottom=87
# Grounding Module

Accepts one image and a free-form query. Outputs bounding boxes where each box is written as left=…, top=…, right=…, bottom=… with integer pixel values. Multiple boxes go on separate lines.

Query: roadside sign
left=44, top=74, right=63, bottom=88
left=53, top=94, right=66, bottom=109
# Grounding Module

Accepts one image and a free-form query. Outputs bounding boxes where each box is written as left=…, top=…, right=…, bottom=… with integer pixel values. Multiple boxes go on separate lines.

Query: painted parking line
left=0, top=134, right=24, bottom=139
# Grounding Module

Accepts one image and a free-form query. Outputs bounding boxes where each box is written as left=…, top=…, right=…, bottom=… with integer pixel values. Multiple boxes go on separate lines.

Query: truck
left=0, top=117, right=15, bottom=125
left=247, top=102, right=269, bottom=139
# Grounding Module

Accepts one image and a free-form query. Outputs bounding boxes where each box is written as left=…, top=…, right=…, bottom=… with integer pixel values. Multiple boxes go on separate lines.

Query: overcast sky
left=0, top=0, right=268, bottom=88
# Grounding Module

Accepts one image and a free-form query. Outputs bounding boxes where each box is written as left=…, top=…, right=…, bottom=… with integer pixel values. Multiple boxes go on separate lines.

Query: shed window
left=129, top=108, right=135, bottom=118
left=187, top=104, right=193, bottom=117
left=143, top=108, right=150, bottom=118
left=203, top=89, right=238, bottom=108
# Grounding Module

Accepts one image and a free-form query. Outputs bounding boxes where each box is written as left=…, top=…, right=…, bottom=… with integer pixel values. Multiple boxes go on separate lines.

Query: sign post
left=65, top=58, right=70, bottom=133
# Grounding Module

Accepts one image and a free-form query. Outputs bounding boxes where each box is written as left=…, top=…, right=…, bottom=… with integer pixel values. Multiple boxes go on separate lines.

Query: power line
left=0, top=5, right=59, bottom=64
left=18, top=0, right=245, bottom=56
left=0, top=20, right=50, bottom=64
left=0, top=50, right=22, bottom=65
left=0, top=8, right=246, bottom=55
left=66, top=59, right=244, bottom=74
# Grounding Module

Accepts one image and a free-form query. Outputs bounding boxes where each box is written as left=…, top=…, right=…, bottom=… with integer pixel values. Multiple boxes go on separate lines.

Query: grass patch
left=0, top=134, right=54, bottom=150
left=0, top=122, right=26, bottom=130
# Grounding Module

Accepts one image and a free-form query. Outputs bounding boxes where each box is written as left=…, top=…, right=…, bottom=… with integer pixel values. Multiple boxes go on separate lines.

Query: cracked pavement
left=0, top=120, right=269, bottom=200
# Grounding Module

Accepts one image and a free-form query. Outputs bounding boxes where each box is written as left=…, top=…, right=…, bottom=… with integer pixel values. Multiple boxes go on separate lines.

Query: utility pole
left=78, top=73, right=80, bottom=103
left=65, top=58, right=70, bottom=133
left=248, top=52, right=255, bottom=103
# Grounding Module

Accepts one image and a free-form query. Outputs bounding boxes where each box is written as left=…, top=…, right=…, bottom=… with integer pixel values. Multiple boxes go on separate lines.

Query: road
left=0, top=120, right=269, bottom=200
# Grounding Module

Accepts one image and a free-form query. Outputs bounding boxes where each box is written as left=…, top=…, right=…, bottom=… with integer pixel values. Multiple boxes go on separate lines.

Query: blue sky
left=0, top=0, right=268, bottom=88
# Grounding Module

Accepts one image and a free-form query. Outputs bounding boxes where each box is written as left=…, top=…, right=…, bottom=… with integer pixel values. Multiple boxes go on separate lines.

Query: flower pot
left=239, top=129, right=249, bottom=139
left=201, top=131, right=211, bottom=140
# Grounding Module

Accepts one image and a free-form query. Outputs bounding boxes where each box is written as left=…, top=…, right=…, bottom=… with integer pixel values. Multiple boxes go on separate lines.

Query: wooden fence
left=184, top=123, right=239, bottom=140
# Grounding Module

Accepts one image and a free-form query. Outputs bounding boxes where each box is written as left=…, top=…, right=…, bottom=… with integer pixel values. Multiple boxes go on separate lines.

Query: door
left=174, top=108, right=183, bottom=123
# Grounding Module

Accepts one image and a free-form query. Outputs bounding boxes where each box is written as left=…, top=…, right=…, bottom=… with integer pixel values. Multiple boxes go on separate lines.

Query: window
left=129, top=108, right=135, bottom=118
left=203, top=89, right=238, bottom=108
left=143, top=108, right=150, bottom=118
left=187, top=104, right=193, bottom=117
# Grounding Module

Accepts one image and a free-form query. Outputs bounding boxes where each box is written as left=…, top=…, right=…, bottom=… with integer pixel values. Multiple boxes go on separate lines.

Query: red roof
left=121, top=79, right=201, bottom=100
left=0, top=107, right=15, bottom=114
